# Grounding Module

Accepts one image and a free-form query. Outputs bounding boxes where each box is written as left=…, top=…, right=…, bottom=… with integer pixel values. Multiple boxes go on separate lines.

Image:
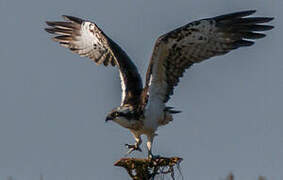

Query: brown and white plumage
left=143, top=10, right=274, bottom=106
left=45, top=10, right=273, bottom=158
left=45, top=15, right=143, bottom=106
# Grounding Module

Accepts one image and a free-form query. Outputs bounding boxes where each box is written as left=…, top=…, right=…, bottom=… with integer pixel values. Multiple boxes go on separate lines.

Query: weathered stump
left=114, top=156, right=183, bottom=180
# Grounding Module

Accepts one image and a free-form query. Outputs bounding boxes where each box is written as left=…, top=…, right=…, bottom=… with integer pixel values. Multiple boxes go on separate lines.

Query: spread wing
left=143, top=10, right=273, bottom=106
left=45, top=15, right=143, bottom=106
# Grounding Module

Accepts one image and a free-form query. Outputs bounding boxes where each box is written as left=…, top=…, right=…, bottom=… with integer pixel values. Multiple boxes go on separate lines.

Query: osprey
left=45, top=10, right=273, bottom=159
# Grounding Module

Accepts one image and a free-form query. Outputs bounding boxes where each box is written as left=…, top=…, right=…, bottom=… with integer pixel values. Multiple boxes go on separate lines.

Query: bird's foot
left=148, top=152, right=161, bottom=160
left=125, top=143, right=142, bottom=155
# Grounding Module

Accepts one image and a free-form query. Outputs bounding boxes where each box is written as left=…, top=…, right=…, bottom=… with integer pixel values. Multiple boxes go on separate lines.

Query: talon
left=136, top=146, right=142, bottom=152
left=125, top=143, right=142, bottom=155
left=125, top=143, right=132, bottom=148
left=126, top=148, right=135, bottom=155
left=148, top=152, right=161, bottom=160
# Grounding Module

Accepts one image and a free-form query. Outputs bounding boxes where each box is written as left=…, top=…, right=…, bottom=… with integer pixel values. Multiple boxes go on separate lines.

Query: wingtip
left=51, top=37, right=58, bottom=42
left=44, top=28, right=54, bottom=34
left=234, top=40, right=255, bottom=47
left=266, top=17, right=275, bottom=27
left=248, top=9, right=257, bottom=14
left=266, top=25, right=274, bottom=30
left=45, top=21, right=53, bottom=26
left=214, top=9, right=258, bottom=21
left=61, top=15, right=69, bottom=20
left=231, top=9, right=257, bottom=16
left=243, top=9, right=257, bottom=15
left=266, top=17, right=275, bottom=22
left=270, top=25, right=275, bottom=30
left=240, top=9, right=256, bottom=15
left=61, top=15, right=83, bottom=24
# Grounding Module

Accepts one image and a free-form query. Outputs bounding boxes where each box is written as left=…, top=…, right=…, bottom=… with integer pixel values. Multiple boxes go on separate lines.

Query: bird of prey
left=45, top=10, right=273, bottom=159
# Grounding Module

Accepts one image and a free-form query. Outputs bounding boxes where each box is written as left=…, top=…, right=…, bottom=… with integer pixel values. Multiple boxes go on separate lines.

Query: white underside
left=113, top=106, right=164, bottom=138
left=144, top=99, right=164, bottom=132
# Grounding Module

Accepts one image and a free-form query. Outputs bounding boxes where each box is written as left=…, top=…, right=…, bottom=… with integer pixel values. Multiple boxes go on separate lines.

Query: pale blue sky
left=0, top=0, right=282, bottom=179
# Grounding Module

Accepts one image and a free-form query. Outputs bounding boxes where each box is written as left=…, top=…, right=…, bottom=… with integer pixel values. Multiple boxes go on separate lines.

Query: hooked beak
left=105, top=116, right=113, bottom=122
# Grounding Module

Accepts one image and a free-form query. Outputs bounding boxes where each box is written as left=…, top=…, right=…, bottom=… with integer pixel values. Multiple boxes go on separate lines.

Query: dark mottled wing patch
left=45, top=15, right=143, bottom=106
left=143, top=10, right=273, bottom=105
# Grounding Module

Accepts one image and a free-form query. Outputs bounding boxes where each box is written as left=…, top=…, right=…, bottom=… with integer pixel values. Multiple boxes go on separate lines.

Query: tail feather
left=164, top=106, right=182, bottom=114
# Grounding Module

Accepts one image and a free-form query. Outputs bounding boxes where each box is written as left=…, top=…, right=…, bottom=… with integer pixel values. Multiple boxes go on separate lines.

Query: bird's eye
left=114, top=112, right=119, bottom=117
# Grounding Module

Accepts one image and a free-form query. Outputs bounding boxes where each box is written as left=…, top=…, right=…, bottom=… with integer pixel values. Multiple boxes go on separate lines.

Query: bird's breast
left=143, top=107, right=164, bottom=131
left=114, top=117, right=143, bottom=131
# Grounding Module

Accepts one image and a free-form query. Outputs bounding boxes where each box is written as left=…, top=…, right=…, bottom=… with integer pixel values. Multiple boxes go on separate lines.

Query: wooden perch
left=114, top=156, right=183, bottom=180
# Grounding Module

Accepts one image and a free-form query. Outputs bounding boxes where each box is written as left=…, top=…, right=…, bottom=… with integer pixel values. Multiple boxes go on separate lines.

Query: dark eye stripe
left=118, top=112, right=126, bottom=117
left=111, top=111, right=135, bottom=119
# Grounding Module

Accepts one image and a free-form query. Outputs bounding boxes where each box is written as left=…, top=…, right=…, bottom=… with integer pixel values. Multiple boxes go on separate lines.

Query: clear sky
left=0, top=0, right=282, bottom=179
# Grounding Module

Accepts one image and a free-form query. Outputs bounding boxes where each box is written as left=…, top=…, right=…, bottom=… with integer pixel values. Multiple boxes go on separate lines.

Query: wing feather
left=143, top=10, right=273, bottom=105
left=45, top=15, right=143, bottom=106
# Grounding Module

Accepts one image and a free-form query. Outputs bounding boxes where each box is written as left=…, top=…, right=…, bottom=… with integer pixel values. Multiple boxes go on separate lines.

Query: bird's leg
left=125, top=136, right=142, bottom=155
left=146, top=134, right=160, bottom=160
